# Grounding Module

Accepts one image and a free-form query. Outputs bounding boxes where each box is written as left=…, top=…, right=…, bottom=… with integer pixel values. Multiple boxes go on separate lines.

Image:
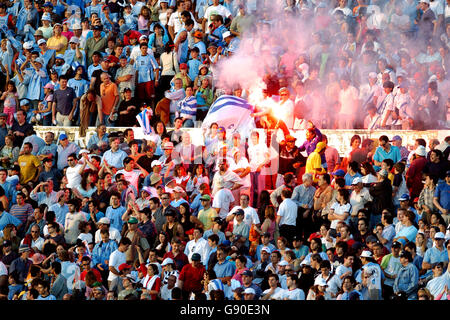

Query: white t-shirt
left=212, top=188, right=235, bottom=219
left=277, top=198, right=298, bottom=226
left=228, top=205, right=260, bottom=228
left=203, top=5, right=232, bottom=34
left=184, top=237, right=210, bottom=263
left=263, top=287, right=284, bottom=300
left=108, top=249, right=127, bottom=282
left=66, top=164, right=83, bottom=189
left=160, top=284, right=174, bottom=300
left=229, top=157, right=251, bottom=188
left=94, top=227, right=122, bottom=244
left=281, top=288, right=305, bottom=300
left=330, top=202, right=351, bottom=229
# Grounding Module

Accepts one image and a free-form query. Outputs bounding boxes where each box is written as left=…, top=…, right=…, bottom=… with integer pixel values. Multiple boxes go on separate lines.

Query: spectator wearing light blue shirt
left=49, top=195, right=69, bottom=227
left=101, top=137, right=127, bottom=170
left=373, top=135, right=401, bottom=171
left=105, top=192, right=126, bottom=232
left=422, top=232, right=449, bottom=278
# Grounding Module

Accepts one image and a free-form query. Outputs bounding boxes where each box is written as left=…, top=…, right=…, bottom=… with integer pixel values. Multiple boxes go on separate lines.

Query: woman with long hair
left=179, top=202, right=203, bottom=235
left=261, top=205, right=277, bottom=242
left=152, top=231, right=171, bottom=262
left=75, top=170, right=98, bottom=199
left=186, top=164, right=209, bottom=196
left=360, top=161, right=378, bottom=184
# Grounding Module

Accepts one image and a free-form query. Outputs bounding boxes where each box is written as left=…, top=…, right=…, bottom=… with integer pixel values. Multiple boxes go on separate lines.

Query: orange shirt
left=100, top=82, right=118, bottom=115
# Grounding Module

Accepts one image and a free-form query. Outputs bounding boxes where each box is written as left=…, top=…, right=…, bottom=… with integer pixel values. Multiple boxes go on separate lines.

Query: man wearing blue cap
left=56, top=133, right=80, bottom=170
left=390, top=135, right=409, bottom=161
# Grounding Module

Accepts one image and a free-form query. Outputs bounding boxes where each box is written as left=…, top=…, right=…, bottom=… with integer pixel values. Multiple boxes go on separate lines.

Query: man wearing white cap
left=360, top=250, right=383, bottom=300
left=94, top=217, right=122, bottom=244
left=349, top=177, right=372, bottom=217
left=63, top=36, right=85, bottom=69
left=422, top=232, right=449, bottom=278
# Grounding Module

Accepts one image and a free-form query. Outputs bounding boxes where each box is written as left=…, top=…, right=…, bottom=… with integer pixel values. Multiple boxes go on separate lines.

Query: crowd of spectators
left=0, top=0, right=448, bottom=301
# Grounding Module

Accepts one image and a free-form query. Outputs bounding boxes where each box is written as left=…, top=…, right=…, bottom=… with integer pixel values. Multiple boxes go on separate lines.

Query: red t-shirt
left=162, top=251, right=189, bottom=271
left=178, top=263, right=205, bottom=293
left=80, top=268, right=102, bottom=282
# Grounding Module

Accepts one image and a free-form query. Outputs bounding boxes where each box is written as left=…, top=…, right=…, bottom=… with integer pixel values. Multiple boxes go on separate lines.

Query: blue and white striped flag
left=136, top=108, right=153, bottom=135
left=202, top=95, right=255, bottom=138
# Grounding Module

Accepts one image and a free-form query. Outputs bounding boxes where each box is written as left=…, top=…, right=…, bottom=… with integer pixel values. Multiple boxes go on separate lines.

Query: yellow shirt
left=305, top=151, right=325, bottom=182
left=197, top=207, right=218, bottom=230
left=18, top=154, right=41, bottom=184
left=47, top=35, right=68, bottom=55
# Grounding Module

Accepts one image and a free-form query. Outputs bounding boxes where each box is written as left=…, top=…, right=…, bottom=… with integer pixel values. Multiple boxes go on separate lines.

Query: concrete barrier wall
left=35, top=126, right=449, bottom=157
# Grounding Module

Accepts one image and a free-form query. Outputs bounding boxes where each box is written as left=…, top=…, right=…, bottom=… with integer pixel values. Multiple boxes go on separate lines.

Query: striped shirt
left=9, top=203, right=34, bottom=224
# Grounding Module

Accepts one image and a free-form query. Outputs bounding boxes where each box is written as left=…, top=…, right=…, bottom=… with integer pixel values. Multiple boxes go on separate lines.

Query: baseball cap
left=179, top=63, right=188, bottom=69
left=191, top=253, right=201, bottom=261
left=44, top=83, right=54, bottom=90
left=222, top=31, right=232, bottom=38
left=332, top=169, right=345, bottom=177
left=18, top=244, right=31, bottom=253
left=34, top=29, right=44, bottom=36
left=23, top=41, right=33, bottom=50
left=2, top=240, right=11, bottom=247
left=98, top=217, right=110, bottom=224
left=69, top=37, right=79, bottom=44
left=234, top=209, right=245, bottom=216
left=58, top=133, right=68, bottom=140
left=242, top=270, right=253, bottom=277
left=243, top=288, right=256, bottom=295
left=161, top=258, right=174, bottom=266
left=391, top=241, right=402, bottom=248
left=279, top=260, right=289, bottom=267
left=162, top=141, right=174, bottom=150
left=139, top=35, right=148, bottom=42
left=261, top=246, right=272, bottom=254
left=0, top=113, right=7, bottom=118
left=93, top=25, right=103, bottom=31
left=398, top=194, right=410, bottom=201
left=72, top=23, right=82, bottom=30
left=314, top=277, right=328, bottom=286
left=200, top=194, right=211, bottom=201
left=390, top=135, right=402, bottom=142
left=128, top=217, right=138, bottom=224
left=118, top=263, right=131, bottom=272
left=151, top=160, right=162, bottom=167
left=351, top=177, right=362, bottom=185
left=434, top=232, right=445, bottom=240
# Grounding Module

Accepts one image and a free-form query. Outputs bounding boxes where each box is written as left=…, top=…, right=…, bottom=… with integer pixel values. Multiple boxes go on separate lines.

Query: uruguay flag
left=202, top=95, right=255, bottom=138
left=136, top=108, right=153, bottom=135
